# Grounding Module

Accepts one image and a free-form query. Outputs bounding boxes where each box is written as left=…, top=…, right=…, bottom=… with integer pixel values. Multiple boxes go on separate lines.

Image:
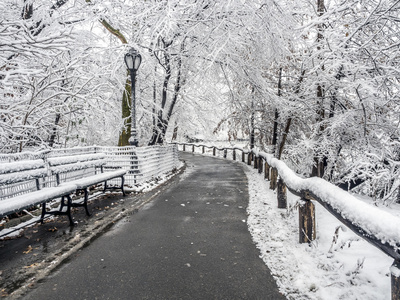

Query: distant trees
left=1, top=0, right=399, bottom=202
left=210, top=0, right=400, bottom=202
left=0, top=0, right=123, bottom=151
left=1, top=0, right=76, bottom=151
left=288, top=0, right=400, bottom=202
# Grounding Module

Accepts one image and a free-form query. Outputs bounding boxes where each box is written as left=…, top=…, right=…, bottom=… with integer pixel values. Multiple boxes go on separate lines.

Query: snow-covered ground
left=244, top=164, right=394, bottom=300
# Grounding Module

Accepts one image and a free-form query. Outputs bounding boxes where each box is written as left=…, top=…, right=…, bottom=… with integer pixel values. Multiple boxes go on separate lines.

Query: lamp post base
left=129, top=135, right=139, bottom=147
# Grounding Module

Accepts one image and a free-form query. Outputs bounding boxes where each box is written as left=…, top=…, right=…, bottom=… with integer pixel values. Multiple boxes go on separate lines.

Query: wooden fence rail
left=174, top=142, right=400, bottom=300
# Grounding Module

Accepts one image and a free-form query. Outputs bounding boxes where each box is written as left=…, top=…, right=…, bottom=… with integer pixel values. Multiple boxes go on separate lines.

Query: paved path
left=23, top=153, right=284, bottom=300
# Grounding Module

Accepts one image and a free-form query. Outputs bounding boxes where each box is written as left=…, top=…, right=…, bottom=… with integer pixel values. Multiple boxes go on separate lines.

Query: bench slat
left=0, top=168, right=48, bottom=186
left=0, top=159, right=46, bottom=175
left=61, top=169, right=126, bottom=189
left=0, top=151, right=125, bottom=225
left=47, top=153, right=105, bottom=166
left=0, top=184, right=77, bottom=218
left=49, top=159, right=106, bottom=174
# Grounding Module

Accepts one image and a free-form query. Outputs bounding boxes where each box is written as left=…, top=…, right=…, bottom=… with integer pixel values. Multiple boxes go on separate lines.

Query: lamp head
left=124, top=48, right=142, bottom=71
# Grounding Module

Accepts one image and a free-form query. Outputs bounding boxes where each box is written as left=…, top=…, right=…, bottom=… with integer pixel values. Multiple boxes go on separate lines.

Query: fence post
left=254, top=156, right=258, bottom=169
left=183, top=144, right=186, bottom=152
left=192, top=145, right=195, bottom=152
left=258, top=158, right=263, bottom=174
left=242, top=151, right=245, bottom=163
left=270, top=168, right=278, bottom=190
left=299, top=193, right=316, bottom=243
left=247, top=153, right=252, bottom=165
left=223, top=149, right=227, bottom=159
left=233, top=150, right=236, bottom=161
left=392, top=260, right=400, bottom=300
left=213, top=147, right=216, bottom=156
left=202, top=146, right=205, bottom=154
left=264, top=162, right=270, bottom=180
left=277, top=177, right=287, bottom=208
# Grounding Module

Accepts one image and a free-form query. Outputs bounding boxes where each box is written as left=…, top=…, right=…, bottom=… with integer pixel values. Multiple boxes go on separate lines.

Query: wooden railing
left=174, top=142, right=400, bottom=300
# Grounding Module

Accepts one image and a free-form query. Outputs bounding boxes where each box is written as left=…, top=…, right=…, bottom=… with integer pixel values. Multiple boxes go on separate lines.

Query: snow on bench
left=47, top=153, right=126, bottom=217
left=0, top=159, right=48, bottom=185
left=0, top=159, right=77, bottom=225
left=0, top=152, right=127, bottom=227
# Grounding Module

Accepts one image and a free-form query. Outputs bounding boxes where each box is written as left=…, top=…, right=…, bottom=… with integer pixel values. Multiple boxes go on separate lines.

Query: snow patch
left=245, top=164, right=393, bottom=300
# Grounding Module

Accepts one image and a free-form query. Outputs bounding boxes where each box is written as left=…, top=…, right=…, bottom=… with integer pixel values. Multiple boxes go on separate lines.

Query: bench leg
left=66, top=195, right=74, bottom=226
left=83, top=188, right=91, bottom=216
left=60, top=196, right=66, bottom=212
left=41, top=203, right=46, bottom=224
left=103, top=177, right=126, bottom=196
left=70, top=189, right=91, bottom=216
left=103, top=180, right=108, bottom=193
left=39, top=196, right=75, bottom=226
left=121, top=176, right=126, bottom=196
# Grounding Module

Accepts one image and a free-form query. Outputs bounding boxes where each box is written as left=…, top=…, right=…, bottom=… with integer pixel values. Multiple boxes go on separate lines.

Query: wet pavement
left=2, top=152, right=284, bottom=299
left=0, top=178, right=173, bottom=298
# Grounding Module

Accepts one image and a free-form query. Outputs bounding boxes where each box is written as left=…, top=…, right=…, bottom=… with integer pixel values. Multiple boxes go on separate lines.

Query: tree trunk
left=148, top=39, right=172, bottom=145
left=148, top=40, right=185, bottom=145
left=250, top=96, right=255, bottom=149
left=118, top=79, right=132, bottom=146
left=171, top=121, right=178, bottom=141
left=95, top=15, right=132, bottom=146
left=272, top=68, right=282, bottom=156
left=277, top=70, right=305, bottom=159
left=312, top=0, right=326, bottom=177
left=48, top=113, right=61, bottom=147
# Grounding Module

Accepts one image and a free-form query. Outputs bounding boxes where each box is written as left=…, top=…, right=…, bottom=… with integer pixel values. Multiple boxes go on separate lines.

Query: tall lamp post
left=124, top=48, right=142, bottom=147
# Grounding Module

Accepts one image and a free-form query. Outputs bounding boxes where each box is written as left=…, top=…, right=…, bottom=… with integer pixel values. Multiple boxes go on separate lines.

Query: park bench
left=0, top=152, right=126, bottom=227
left=47, top=153, right=126, bottom=222
left=0, top=158, right=77, bottom=226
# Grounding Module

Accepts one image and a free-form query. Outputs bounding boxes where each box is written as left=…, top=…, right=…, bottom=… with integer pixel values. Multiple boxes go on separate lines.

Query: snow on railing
left=100, top=145, right=179, bottom=185
left=135, top=145, right=179, bottom=184
left=0, top=145, right=180, bottom=193
left=0, top=149, right=51, bottom=162
left=174, top=142, right=400, bottom=300
left=47, top=145, right=179, bottom=186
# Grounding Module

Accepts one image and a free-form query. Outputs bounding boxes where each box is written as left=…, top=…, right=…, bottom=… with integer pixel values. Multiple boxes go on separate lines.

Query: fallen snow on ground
left=244, top=164, right=393, bottom=300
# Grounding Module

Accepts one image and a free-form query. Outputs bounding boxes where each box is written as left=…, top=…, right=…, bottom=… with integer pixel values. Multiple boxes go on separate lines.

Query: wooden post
left=247, top=153, right=252, bottom=165
left=258, top=158, right=263, bottom=174
left=192, top=145, right=195, bottom=152
left=213, top=147, right=216, bottom=156
left=183, top=144, right=186, bottom=152
left=392, top=260, right=400, bottom=300
left=254, top=156, right=258, bottom=169
left=202, top=146, right=205, bottom=154
left=298, top=195, right=316, bottom=243
left=233, top=150, right=236, bottom=161
left=264, top=162, right=270, bottom=180
left=242, top=152, right=245, bottom=163
left=223, top=149, right=227, bottom=159
left=277, top=177, right=287, bottom=208
left=270, top=168, right=278, bottom=190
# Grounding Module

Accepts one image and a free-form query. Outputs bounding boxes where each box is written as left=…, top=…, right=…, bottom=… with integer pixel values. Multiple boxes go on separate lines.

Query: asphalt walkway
left=23, top=152, right=284, bottom=299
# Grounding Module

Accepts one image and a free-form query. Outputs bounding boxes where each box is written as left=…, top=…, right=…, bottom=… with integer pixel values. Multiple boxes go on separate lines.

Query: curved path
left=24, top=152, right=284, bottom=299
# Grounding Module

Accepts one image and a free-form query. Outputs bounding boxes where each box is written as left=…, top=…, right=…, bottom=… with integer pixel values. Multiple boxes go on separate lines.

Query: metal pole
left=129, top=70, right=138, bottom=147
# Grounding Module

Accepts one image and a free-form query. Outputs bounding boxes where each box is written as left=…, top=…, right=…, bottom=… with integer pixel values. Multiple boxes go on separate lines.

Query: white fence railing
left=100, top=145, right=180, bottom=185
left=0, top=145, right=180, bottom=191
